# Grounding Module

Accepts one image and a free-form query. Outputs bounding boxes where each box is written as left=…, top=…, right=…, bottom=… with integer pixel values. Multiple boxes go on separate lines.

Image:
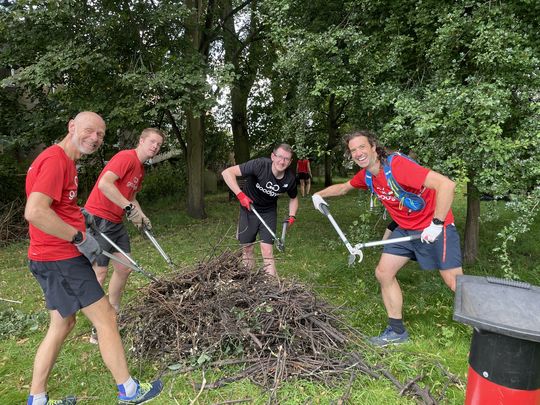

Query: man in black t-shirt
left=222, top=144, right=298, bottom=276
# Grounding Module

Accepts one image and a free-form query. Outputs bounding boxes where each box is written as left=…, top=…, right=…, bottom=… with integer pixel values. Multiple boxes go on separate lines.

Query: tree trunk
left=183, top=0, right=213, bottom=219
left=463, top=180, right=480, bottom=264
left=324, top=93, right=339, bottom=187
left=231, top=87, right=250, bottom=164
left=221, top=0, right=262, bottom=164
left=186, top=110, right=207, bottom=219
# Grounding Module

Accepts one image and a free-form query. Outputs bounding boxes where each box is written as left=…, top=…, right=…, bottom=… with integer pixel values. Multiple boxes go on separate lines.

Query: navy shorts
left=29, top=256, right=105, bottom=318
left=92, top=216, right=131, bottom=267
left=297, top=172, right=311, bottom=181
left=237, top=208, right=277, bottom=245
left=383, top=225, right=462, bottom=270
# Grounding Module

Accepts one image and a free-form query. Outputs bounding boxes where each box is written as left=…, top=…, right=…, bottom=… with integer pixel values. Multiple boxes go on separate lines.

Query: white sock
left=27, top=392, right=47, bottom=405
left=118, top=376, right=137, bottom=398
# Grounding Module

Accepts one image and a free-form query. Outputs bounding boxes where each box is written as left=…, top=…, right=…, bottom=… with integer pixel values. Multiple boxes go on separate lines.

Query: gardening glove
left=126, top=204, right=144, bottom=229
left=236, top=191, right=253, bottom=210
left=142, top=216, right=152, bottom=231
left=80, top=207, right=95, bottom=229
left=75, top=232, right=102, bottom=264
left=286, top=215, right=296, bottom=227
left=421, top=221, right=443, bottom=243
left=312, top=194, right=329, bottom=214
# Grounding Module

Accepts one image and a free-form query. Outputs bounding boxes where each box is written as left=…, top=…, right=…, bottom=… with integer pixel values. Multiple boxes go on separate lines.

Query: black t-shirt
left=239, top=157, right=297, bottom=213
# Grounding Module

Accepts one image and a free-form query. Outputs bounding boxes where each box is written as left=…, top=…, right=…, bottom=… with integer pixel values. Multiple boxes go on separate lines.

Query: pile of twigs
left=0, top=198, right=27, bottom=246
left=120, top=251, right=452, bottom=404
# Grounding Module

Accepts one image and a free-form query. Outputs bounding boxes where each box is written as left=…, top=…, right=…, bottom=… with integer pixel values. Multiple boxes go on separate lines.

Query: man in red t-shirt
left=25, top=112, right=162, bottom=404
left=84, top=128, right=164, bottom=333
left=312, top=130, right=463, bottom=346
left=296, top=157, right=312, bottom=197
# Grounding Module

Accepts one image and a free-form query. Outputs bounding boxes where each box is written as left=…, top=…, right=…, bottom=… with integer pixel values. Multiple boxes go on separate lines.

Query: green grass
left=1, top=184, right=539, bottom=404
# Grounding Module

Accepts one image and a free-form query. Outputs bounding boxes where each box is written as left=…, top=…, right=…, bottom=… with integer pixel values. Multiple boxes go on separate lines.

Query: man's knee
left=94, top=265, right=108, bottom=284
left=440, top=267, right=463, bottom=292
left=374, top=264, right=397, bottom=284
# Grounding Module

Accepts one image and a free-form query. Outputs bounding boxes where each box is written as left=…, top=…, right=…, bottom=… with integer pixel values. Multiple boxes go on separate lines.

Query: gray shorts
left=30, top=256, right=104, bottom=318
left=383, top=225, right=462, bottom=270
left=92, top=216, right=131, bottom=267
left=237, top=208, right=277, bottom=245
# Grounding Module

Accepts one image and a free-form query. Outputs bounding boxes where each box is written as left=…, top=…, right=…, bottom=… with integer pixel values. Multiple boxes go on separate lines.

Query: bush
left=137, top=160, right=187, bottom=204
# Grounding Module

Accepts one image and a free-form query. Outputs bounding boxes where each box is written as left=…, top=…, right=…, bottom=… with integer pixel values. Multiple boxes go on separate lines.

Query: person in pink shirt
left=84, top=128, right=164, bottom=343
left=312, top=130, right=463, bottom=346
left=25, top=112, right=162, bottom=405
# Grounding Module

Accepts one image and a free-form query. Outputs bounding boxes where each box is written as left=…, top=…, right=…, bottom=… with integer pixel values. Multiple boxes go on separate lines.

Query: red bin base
left=465, top=366, right=540, bottom=405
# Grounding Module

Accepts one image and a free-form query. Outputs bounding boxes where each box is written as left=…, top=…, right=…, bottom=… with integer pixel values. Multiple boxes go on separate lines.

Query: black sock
left=388, top=318, right=405, bottom=334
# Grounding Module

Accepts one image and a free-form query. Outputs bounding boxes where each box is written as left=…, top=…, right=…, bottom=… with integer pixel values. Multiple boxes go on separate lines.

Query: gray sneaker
left=89, top=327, right=98, bottom=345
left=369, top=326, right=409, bottom=346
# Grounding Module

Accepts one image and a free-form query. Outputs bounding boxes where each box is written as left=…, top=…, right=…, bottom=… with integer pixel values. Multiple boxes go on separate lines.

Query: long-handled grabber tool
left=90, top=226, right=158, bottom=282
left=141, top=225, right=176, bottom=270
left=280, top=220, right=289, bottom=253
left=318, top=204, right=359, bottom=265
left=250, top=205, right=285, bottom=252
left=100, top=250, right=158, bottom=282
left=351, top=234, right=421, bottom=264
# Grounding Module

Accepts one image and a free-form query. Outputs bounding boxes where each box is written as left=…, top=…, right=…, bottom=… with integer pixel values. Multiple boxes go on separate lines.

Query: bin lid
left=453, top=275, right=540, bottom=343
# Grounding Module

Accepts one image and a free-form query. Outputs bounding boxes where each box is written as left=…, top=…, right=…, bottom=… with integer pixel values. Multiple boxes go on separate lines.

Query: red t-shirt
left=297, top=159, right=309, bottom=173
left=350, top=155, right=454, bottom=230
left=85, top=150, right=144, bottom=223
left=25, top=145, right=84, bottom=261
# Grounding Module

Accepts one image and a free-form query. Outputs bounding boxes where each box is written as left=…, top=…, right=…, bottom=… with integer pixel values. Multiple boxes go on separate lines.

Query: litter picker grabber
left=100, top=250, right=158, bottom=282
left=280, top=220, right=288, bottom=253
left=319, top=204, right=358, bottom=265
left=90, top=226, right=158, bottom=282
left=318, top=203, right=421, bottom=265
left=250, top=205, right=285, bottom=252
left=141, top=225, right=176, bottom=270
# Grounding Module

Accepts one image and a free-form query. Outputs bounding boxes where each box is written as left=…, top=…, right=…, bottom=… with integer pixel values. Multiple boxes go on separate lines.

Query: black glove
left=80, top=207, right=95, bottom=229
left=75, top=232, right=102, bottom=264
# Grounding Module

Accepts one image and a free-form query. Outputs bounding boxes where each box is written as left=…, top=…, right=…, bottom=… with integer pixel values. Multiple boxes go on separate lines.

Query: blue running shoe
left=27, top=395, right=76, bottom=405
left=118, top=380, right=163, bottom=404
left=48, top=397, right=77, bottom=405
left=369, top=326, right=409, bottom=346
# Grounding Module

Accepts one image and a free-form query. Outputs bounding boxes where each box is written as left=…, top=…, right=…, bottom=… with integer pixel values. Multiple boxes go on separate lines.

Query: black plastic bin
left=454, top=275, right=540, bottom=404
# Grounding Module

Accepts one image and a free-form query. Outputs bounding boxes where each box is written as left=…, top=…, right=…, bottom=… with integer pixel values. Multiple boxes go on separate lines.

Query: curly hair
left=342, top=130, right=387, bottom=162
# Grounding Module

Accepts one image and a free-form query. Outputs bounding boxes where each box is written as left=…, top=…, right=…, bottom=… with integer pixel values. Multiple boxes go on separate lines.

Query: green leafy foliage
left=0, top=308, right=47, bottom=340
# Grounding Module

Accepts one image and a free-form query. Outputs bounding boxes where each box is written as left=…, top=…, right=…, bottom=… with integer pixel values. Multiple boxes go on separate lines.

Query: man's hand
left=126, top=206, right=145, bottom=229
left=236, top=192, right=253, bottom=210
left=142, top=216, right=152, bottom=231
left=286, top=215, right=296, bottom=227
left=421, top=221, right=443, bottom=243
left=312, top=194, right=329, bottom=214
left=80, top=207, right=95, bottom=229
left=75, top=233, right=102, bottom=264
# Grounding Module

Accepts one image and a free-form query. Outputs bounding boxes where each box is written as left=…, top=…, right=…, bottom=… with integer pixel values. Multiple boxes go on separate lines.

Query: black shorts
left=297, top=172, right=311, bottom=181
left=29, top=256, right=104, bottom=318
left=92, top=216, right=131, bottom=267
left=237, top=208, right=277, bottom=245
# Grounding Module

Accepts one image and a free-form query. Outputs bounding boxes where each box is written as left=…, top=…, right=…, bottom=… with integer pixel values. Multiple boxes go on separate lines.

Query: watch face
left=72, top=231, right=83, bottom=244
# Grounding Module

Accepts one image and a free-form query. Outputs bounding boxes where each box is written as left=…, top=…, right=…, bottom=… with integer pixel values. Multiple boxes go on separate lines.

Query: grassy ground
left=1, top=181, right=539, bottom=404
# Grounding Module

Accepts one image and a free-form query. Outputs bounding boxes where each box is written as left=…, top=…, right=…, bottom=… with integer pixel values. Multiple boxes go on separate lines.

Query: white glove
left=421, top=221, right=443, bottom=243
left=312, top=194, right=329, bottom=214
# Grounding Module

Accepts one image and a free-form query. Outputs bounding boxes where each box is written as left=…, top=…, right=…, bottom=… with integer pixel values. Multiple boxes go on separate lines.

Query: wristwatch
left=71, top=230, right=83, bottom=244
left=432, top=218, right=444, bottom=226
left=124, top=203, right=135, bottom=213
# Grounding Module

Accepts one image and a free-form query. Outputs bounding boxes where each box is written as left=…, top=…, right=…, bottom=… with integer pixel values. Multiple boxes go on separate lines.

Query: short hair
left=140, top=128, right=165, bottom=141
left=273, top=143, right=293, bottom=155
left=342, top=130, right=387, bottom=161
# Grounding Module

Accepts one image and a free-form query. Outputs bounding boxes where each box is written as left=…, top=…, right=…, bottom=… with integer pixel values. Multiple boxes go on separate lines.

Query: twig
left=0, top=297, right=22, bottom=304
left=189, top=369, right=206, bottom=405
